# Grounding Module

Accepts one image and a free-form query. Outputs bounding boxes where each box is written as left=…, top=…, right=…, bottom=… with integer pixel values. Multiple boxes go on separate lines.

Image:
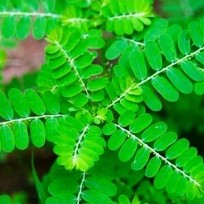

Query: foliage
left=0, top=0, right=204, bottom=204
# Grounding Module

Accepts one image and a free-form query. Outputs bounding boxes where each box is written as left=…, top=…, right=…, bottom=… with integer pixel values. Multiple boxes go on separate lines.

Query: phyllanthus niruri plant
left=0, top=0, right=204, bottom=203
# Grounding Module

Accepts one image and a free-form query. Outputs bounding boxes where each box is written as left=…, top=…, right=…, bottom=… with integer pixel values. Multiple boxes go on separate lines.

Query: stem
left=0, top=114, right=64, bottom=126
left=76, top=172, right=86, bottom=204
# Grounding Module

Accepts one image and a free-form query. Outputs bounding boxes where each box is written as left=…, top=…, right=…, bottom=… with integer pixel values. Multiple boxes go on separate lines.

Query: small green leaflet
left=145, top=41, right=162, bottom=71
left=30, top=119, right=46, bottom=148
left=13, top=122, right=29, bottom=150
left=8, top=88, right=30, bottom=117
left=131, top=147, right=150, bottom=171
left=0, top=125, right=15, bottom=152
left=142, top=122, right=167, bottom=143
left=129, top=49, right=147, bottom=80
left=151, top=76, right=179, bottom=102
left=129, top=113, right=152, bottom=134
left=119, top=138, right=137, bottom=162
left=178, top=30, right=191, bottom=55
left=188, top=21, right=204, bottom=47
left=0, top=91, right=13, bottom=120
left=166, top=138, right=189, bottom=160
left=158, top=33, right=177, bottom=62
left=154, top=165, right=172, bottom=189
left=145, top=156, right=162, bottom=178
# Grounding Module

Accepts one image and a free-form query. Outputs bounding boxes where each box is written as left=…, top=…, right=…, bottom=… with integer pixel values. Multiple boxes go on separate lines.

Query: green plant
left=1, top=0, right=204, bottom=203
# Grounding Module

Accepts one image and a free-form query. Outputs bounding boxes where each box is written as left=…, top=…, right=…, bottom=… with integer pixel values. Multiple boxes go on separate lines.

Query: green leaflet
left=166, top=68, right=193, bottom=94
left=2, top=16, right=15, bottom=38
left=105, top=40, right=128, bottom=60
left=166, top=171, right=181, bottom=194
left=118, top=137, right=137, bottom=162
left=108, top=130, right=126, bottom=151
left=16, top=16, right=32, bottom=40
left=188, top=21, right=204, bottom=47
left=25, top=89, right=46, bottom=115
left=145, top=156, right=162, bottom=178
left=158, top=33, right=177, bottom=62
left=33, top=16, right=47, bottom=39
left=181, top=60, right=204, bottom=81
left=0, top=91, right=13, bottom=120
left=30, top=119, right=46, bottom=148
left=178, top=30, right=191, bottom=55
left=45, top=118, right=59, bottom=142
left=82, top=190, right=113, bottom=204
left=151, top=76, right=179, bottom=102
left=0, top=125, right=15, bottom=152
left=13, top=122, right=29, bottom=150
left=196, top=52, right=204, bottom=64
left=87, top=78, right=108, bottom=91
left=154, top=131, right=177, bottom=151
left=142, top=86, right=162, bottom=111
left=145, top=41, right=162, bottom=71
left=194, top=81, right=204, bottom=95
left=154, top=165, right=172, bottom=189
left=129, top=113, right=152, bottom=133
left=184, top=156, right=203, bottom=173
left=166, top=138, right=190, bottom=160
left=131, top=147, right=150, bottom=171
left=102, top=123, right=116, bottom=136
left=144, top=19, right=168, bottom=41
left=129, top=49, right=147, bottom=80
left=8, top=88, right=30, bottom=117
left=118, top=110, right=135, bottom=127
left=142, top=122, right=167, bottom=143
left=85, top=177, right=117, bottom=197
left=176, top=147, right=197, bottom=168
left=42, top=92, right=60, bottom=114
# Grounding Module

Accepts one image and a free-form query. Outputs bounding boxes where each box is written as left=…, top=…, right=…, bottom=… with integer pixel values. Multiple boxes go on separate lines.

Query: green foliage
left=1, top=0, right=204, bottom=204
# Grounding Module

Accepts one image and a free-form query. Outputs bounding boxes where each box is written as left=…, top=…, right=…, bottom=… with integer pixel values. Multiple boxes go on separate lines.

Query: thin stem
left=76, top=172, right=86, bottom=204
left=116, top=124, right=201, bottom=187
left=0, top=11, right=61, bottom=18
left=109, top=12, right=153, bottom=20
left=0, top=114, right=65, bottom=126
left=73, top=125, right=90, bottom=165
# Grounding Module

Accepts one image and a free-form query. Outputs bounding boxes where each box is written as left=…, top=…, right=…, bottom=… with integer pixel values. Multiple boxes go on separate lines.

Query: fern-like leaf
left=0, top=0, right=61, bottom=39
left=103, top=0, right=154, bottom=35
left=0, top=88, right=63, bottom=151
left=103, top=111, right=204, bottom=200
left=52, top=115, right=106, bottom=171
